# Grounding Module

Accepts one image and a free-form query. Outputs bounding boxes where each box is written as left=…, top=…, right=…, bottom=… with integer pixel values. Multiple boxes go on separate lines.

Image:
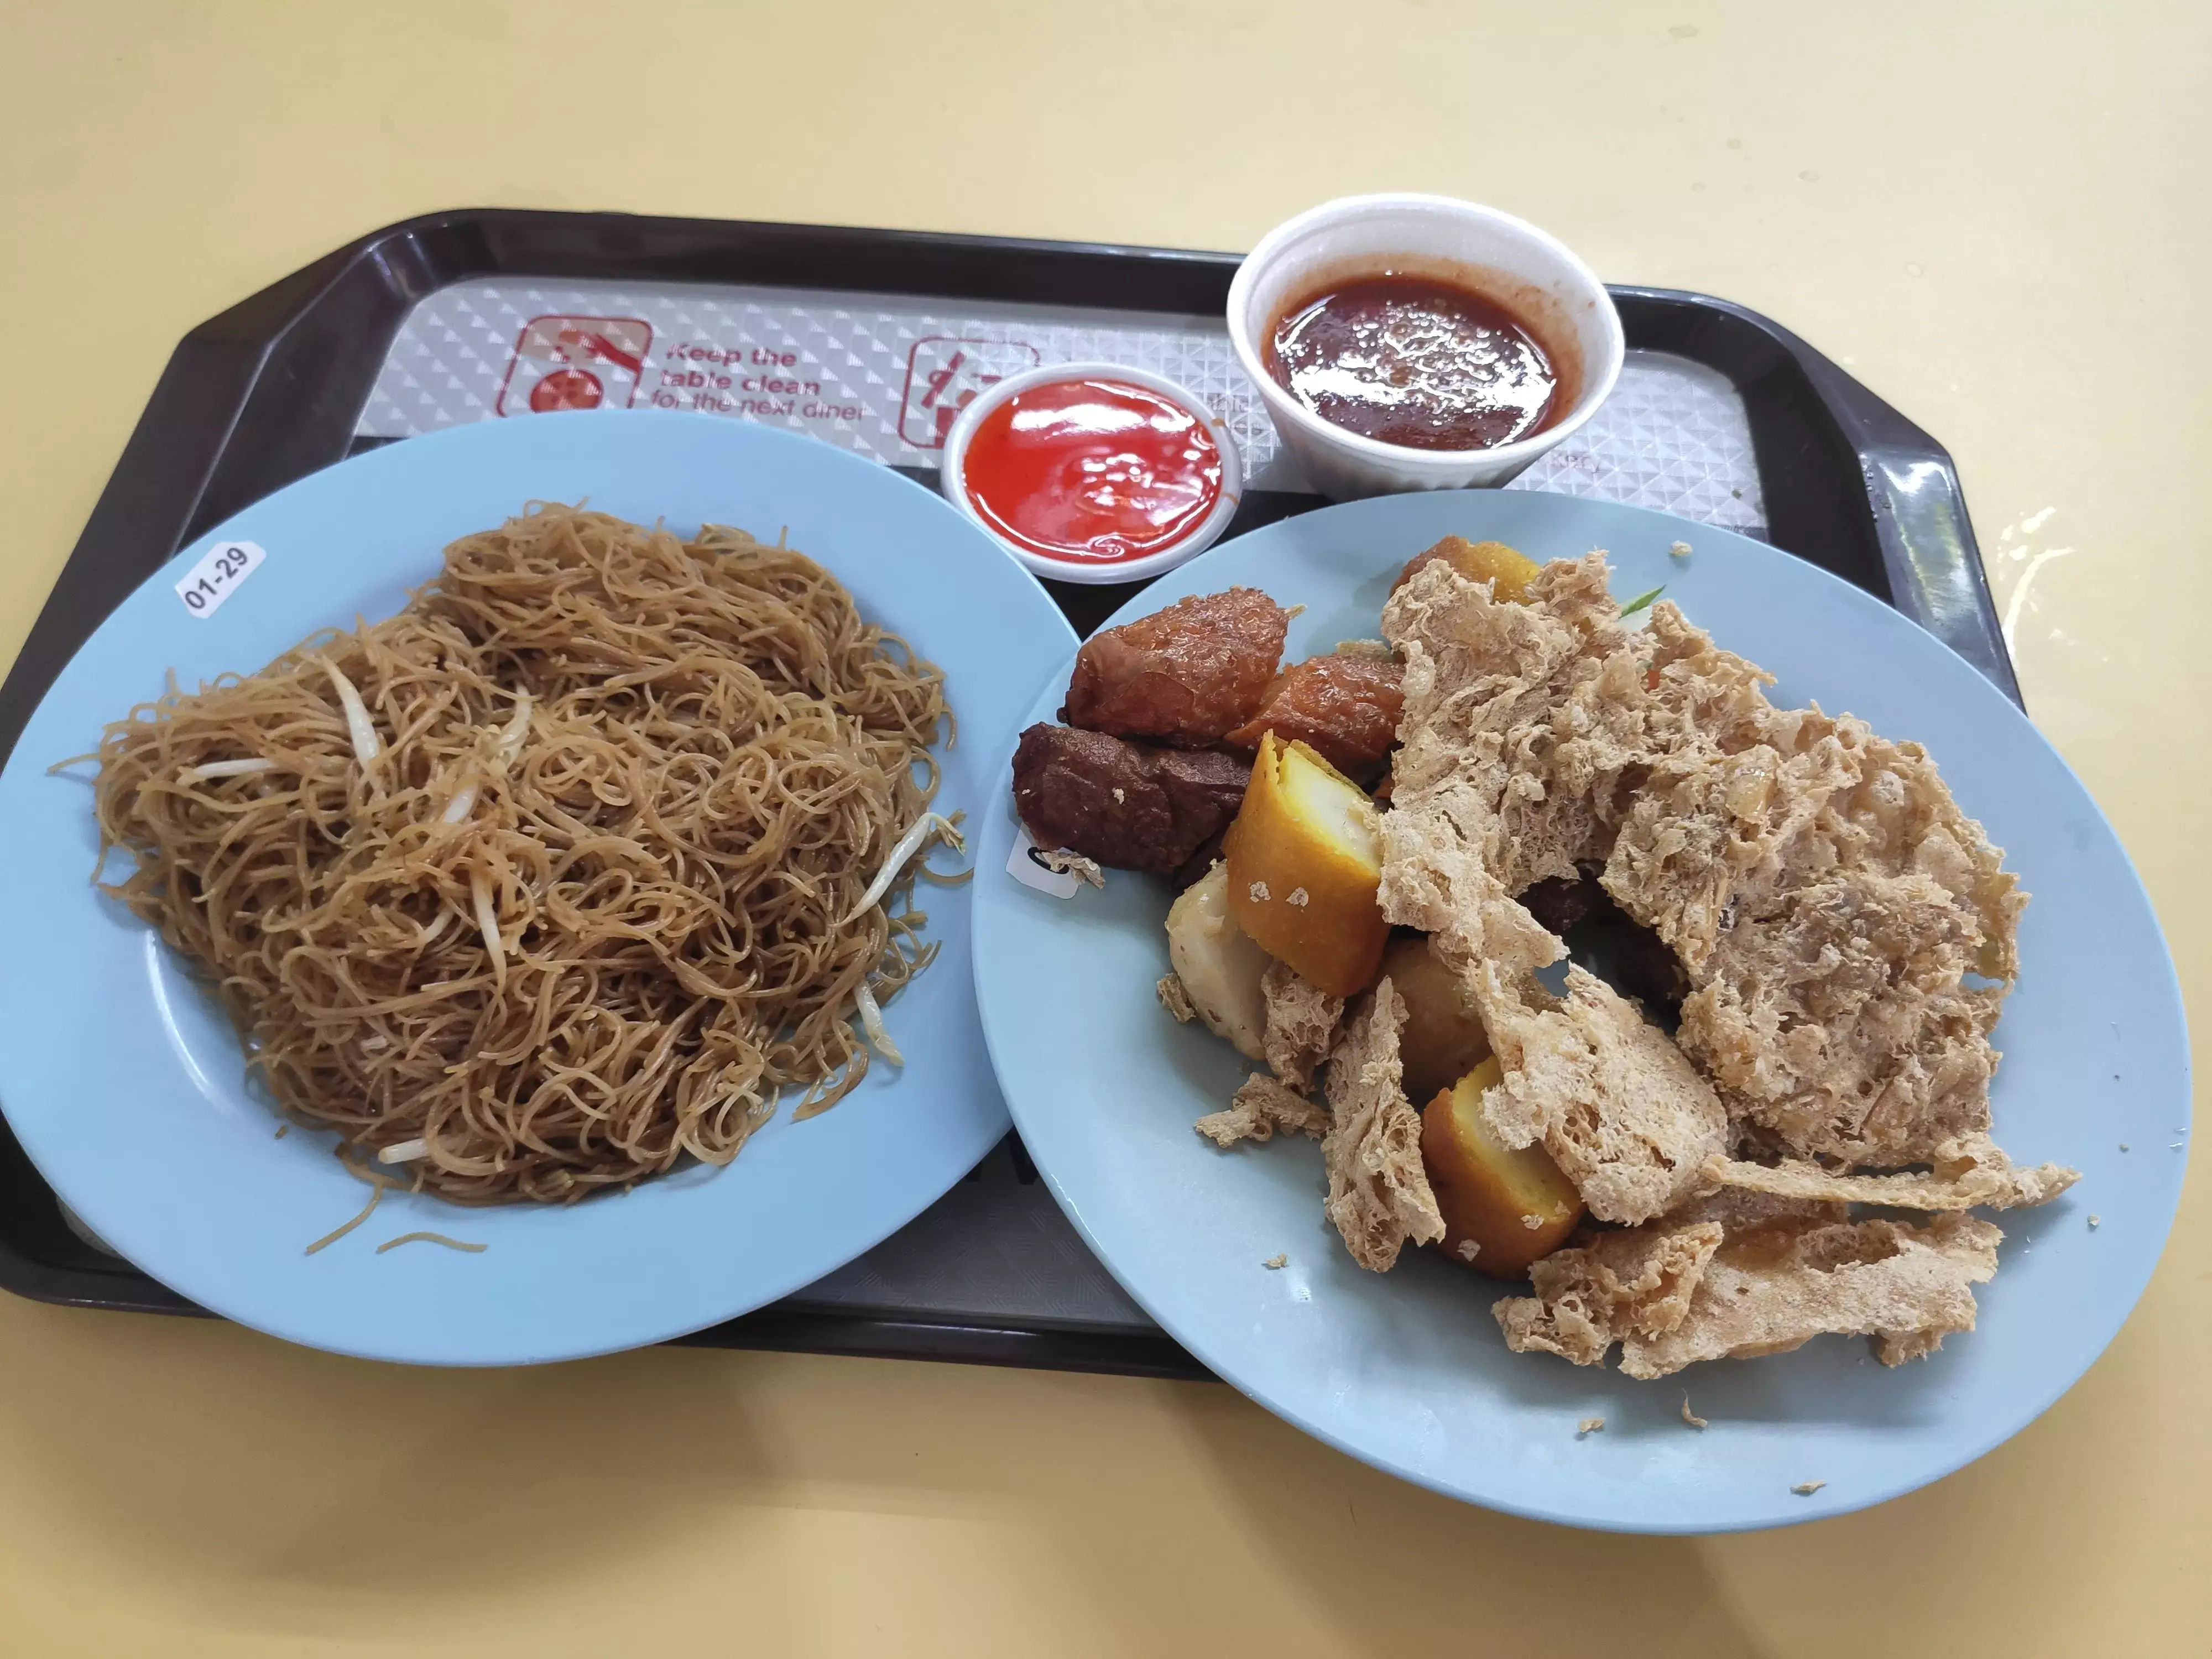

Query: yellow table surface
left=3, top=3, right=2205, bottom=1653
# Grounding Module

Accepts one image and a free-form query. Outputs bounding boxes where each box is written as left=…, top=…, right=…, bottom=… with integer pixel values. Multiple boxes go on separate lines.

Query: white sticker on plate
left=174, top=540, right=266, bottom=619
left=1005, top=825, right=1081, bottom=899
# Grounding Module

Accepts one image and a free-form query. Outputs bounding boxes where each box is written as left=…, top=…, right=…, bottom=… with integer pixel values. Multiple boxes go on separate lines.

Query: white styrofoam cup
left=1227, top=194, right=1624, bottom=500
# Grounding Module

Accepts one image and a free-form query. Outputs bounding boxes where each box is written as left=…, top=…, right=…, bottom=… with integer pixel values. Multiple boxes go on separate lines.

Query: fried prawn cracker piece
left=1477, top=965, right=1729, bottom=1225
left=1599, top=661, right=2023, bottom=1167
left=1600, top=710, right=1862, bottom=971
left=1321, top=978, right=1444, bottom=1271
left=1157, top=973, right=1198, bottom=1024
left=1703, top=1132, right=2078, bottom=1211
left=1260, top=962, right=1346, bottom=1094
left=1491, top=1215, right=1726, bottom=1367
left=1196, top=1073, right=1329, bottom=1149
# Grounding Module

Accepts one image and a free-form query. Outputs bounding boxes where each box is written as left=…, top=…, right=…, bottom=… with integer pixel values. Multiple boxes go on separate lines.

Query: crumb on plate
left=1157, top=973, right=1197, bottom=1024
left=1036, top=847, right=1105, bottom=887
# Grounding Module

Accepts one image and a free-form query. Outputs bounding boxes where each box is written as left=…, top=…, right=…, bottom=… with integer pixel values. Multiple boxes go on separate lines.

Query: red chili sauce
left=1265, top=274, right=1562, bottom=451
left=961, top=378, right=1224, bottom=565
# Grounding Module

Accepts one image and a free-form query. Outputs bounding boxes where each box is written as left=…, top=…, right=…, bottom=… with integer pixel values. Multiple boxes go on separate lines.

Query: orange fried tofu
left=1624, top=1203, right=2002, bottom=1377
left=1420, top=1057, right=1583, bottom=1277
left=1064, top=588, right=1289, bottom=746
left=1225, top=734, right=1389, bottom=998
left=1391, top=536, right=1543, bottom=602
left=1224, top=652, right=1405, bottom=782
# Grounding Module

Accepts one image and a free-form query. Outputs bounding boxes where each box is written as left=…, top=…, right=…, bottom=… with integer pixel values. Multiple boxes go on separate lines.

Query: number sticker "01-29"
left=174, top=541, right=267, bottom=619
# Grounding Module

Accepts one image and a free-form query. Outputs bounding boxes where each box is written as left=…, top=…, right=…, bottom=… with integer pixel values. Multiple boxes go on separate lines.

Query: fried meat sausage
left=1011, top=724, right=1249, bottom=875
left=1224, top=653, right=1404, bottom=782
left=1062, top=589, right=1288, bottom=745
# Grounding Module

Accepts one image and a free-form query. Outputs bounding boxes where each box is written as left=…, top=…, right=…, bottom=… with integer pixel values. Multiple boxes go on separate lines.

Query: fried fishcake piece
left=1224, top=652, right=1405, bottom=782
left=1063, top=588, right=1289, bottom=746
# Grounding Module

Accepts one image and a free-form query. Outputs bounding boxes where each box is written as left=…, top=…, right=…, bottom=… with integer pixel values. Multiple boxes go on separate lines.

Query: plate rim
left=972, top=486, right=2191, bottom=1533
left=0, top=410, right=1079, bottom=1365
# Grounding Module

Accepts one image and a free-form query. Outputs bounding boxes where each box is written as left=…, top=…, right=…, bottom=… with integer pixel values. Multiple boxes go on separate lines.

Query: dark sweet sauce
left=1265, top=274, right=1562, bottom=451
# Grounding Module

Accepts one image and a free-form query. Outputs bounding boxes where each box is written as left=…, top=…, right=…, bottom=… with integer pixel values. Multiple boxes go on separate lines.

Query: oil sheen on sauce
left=1265, top=274, right=1561, bottom=451
left=961, top=378, right=1224, bottom=565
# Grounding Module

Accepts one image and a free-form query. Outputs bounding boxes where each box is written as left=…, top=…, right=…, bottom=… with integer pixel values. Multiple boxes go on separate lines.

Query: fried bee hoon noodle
left=92, top=506, right=954, bottom=1203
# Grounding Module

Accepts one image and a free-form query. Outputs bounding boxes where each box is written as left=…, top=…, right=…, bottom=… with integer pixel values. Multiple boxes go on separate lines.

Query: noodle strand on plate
left=93, top=505, right=953, bottom=1203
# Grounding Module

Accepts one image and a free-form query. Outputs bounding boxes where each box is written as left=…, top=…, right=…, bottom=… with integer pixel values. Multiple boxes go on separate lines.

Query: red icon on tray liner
left=899, top=336, right=1042, bottom=448
left=496, top=315, right=654, bottom=416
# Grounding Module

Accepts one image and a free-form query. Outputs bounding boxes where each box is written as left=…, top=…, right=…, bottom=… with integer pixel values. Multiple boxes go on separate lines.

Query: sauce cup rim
left=1227, top=192, right=1625, bottom=473
left=939, top=361, right=1245, bottom=587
